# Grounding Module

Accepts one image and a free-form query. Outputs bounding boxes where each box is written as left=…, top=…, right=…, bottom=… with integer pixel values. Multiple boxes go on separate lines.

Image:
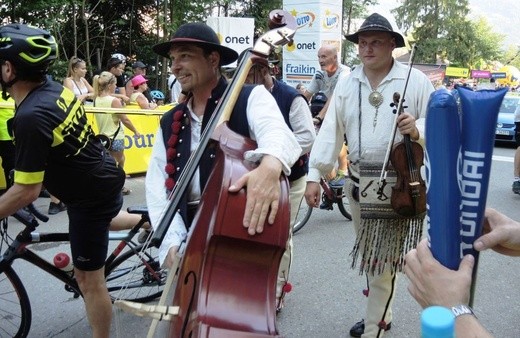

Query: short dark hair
left=106, top=57, right=123, bottom=70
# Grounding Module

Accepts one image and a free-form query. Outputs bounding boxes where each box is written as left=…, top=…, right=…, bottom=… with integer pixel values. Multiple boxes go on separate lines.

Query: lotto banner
left=282, top=0, right=342, bottom=86
left=206, top=17, right=254, bottom=68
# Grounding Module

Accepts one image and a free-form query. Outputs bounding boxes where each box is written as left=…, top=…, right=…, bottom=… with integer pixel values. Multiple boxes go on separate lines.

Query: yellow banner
left=445, top=66, right=470, bottom=78
left=0, top=103, right=173, bottom=189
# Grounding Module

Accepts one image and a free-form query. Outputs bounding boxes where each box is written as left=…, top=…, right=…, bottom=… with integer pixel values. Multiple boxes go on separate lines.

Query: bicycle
left=0, top=204, right=165, bottom=338
left=293, top=176, right=352, bottom=234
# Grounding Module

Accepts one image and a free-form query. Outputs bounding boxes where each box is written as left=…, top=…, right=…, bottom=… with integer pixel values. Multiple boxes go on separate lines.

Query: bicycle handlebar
left=11, top=203, right=49, bottom=228
left=27, top=203, right=49, bottom=223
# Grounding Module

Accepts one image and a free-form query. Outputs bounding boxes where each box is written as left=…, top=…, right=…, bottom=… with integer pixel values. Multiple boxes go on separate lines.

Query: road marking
left=493, top=155, right=514, bottom=163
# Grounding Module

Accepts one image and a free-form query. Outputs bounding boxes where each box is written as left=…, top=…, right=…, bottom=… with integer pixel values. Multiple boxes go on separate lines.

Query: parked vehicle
left=495, top=93, right=520, bottom=144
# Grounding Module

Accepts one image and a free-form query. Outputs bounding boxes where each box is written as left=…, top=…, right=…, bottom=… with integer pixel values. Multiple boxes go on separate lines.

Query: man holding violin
left=304, top=13, right=434, bottom=338
left=145, top=22, right=300, bottom=273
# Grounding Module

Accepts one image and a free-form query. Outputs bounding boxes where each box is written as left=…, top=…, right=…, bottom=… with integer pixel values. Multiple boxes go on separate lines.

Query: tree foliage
left=392, top=0, right=504, bottom=68
left=342, top=0, right=379, bottom=66
left=0, top=0, right=510, bottom=90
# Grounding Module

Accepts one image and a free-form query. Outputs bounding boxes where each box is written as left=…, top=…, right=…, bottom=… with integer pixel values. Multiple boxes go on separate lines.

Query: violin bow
left=378, top=44, right=417, bottom=192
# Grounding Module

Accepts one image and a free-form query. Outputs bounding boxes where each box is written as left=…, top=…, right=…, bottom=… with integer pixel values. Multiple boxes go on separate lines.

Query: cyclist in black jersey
left=0, top=23, right=124, bottom=337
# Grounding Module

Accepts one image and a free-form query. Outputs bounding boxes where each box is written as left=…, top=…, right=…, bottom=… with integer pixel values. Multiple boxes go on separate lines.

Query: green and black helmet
left=0, top=23, right=57, bottom=74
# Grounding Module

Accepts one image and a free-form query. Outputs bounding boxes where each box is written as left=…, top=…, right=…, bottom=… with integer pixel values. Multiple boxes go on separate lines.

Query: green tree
left=342, top=0, right=378, bottom=66
left=392, top=0, right=504, bottom=69
left=470, top=16, right=504, bottom=69
left=392, top=0, right=474, bottom=66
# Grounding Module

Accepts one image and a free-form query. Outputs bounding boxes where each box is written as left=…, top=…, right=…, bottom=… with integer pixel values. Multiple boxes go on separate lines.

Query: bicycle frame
left=0, top=230, right=82, bottom=295
left=0, top=215, right=154, bottom=298
left=320, top=177, right=345, bottom=207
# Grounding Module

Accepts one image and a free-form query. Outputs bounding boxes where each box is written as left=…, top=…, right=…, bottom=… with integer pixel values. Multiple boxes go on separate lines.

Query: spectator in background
left=303, top=44, right=350, bottom=185
left=63, top=56, right=94, bottom=104
left=0, top=91, right=15, bottom=194
left=49, top=56, right=98, bottom=215
left=93, top=71, right=140, bottom=195
left=150, top=90, right=166, bottom=106
left=106, top=55, right=130, bottom=104
left=167, top=73, right=185, bottom=104
left=296, top=82, right=307, bottom=96
left=125, top=60, right=153, bottom=102
left=129, top=75, right=157, bottom=110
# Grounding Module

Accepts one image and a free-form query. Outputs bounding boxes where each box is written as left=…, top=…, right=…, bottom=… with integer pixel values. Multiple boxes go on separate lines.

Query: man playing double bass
left=304, top=13, right=434, bottom=338
left=145, top=23, right=300, bottom=279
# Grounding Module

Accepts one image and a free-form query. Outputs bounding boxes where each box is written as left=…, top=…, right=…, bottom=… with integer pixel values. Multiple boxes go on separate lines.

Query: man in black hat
left=304, top=13, right=435, bottom=337
left=146, top=23, right=300, bottom=271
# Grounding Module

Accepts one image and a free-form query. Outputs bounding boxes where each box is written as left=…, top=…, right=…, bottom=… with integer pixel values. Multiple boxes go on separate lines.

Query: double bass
left=153, top=11, right=297, bottom=337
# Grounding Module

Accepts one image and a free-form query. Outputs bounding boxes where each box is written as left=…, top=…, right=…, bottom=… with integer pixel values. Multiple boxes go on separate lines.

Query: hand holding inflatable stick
left=425, top=87, right=508, bottom=306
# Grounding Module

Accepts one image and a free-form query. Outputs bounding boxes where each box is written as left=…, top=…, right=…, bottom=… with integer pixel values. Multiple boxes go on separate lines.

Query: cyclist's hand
left=304, top=182, right=320, bottom=208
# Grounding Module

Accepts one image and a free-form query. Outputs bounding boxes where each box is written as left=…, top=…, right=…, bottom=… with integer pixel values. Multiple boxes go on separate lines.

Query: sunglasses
left=72, top=58, right=84, bottom=66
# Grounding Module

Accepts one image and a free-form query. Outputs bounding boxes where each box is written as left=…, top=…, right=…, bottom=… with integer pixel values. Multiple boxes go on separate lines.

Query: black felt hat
left=152, top=23, right=238, bottom=66
left=345, top=13, right=405, bottom=48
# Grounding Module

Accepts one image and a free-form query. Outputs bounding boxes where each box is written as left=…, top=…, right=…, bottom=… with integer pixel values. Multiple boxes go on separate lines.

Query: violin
left=150, top=10, right=297, bottom=337
left=389, top=92, right=426, bottom=217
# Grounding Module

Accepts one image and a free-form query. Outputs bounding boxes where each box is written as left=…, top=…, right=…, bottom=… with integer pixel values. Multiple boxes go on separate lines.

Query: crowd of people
left=0, top=11, right=517, bottom=338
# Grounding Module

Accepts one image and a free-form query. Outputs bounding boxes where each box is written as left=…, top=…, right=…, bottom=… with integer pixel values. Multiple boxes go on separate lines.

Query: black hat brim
left=345, top=30, right=406, bottom=48
left=153, top=38, right=238, bottom=66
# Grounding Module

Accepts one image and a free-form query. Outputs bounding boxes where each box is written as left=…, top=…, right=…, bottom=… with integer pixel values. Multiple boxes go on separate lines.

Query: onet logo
left=217, top=32, right=251, bottom=45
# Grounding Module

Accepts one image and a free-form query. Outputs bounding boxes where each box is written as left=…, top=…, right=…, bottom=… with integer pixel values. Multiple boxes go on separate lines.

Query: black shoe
left=137, top=228, right=153, bottom=244
left=349, top=319, right=391, bottom=337
left=48, top=202, right=67, bottom=215
left=319, top=201, right=333, bottom=210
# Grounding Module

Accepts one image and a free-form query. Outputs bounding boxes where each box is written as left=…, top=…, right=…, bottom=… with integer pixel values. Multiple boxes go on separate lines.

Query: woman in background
left=129, top=75, right=157, bottom=110
left=63, top=56, right=94, bottom=103
left=93, top=71, right=140, bottom=195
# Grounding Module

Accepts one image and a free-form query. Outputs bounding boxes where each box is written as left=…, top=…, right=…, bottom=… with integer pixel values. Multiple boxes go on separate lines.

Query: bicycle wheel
left=292, top=199, right=313, bottom=234
left=105, top=244, right=166, bottom=303
left=0, top=266, right=32, bottom=338
left=337, top=190, right=352, bottom=220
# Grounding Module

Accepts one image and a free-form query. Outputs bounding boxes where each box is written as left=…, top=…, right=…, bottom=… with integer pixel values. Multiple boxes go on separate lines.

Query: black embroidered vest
left=160, top=76, right=254, bottom=227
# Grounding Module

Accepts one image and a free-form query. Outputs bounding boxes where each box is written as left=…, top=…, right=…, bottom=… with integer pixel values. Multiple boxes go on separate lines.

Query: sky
left=368, top=0, right=520, bottom=49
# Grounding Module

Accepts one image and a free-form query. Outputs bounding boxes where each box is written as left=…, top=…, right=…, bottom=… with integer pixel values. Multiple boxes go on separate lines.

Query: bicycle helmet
left=111, top=53, right=126, bottom=62
left=0, top=23, right=57, bottom=99
left=150, top=90, right=165, bottom=101
left=0, top=23, right=57, bottom=74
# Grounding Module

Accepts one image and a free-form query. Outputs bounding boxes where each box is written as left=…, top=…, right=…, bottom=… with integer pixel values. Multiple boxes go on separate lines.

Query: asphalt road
left=4, top=143, right=520, bottom=338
